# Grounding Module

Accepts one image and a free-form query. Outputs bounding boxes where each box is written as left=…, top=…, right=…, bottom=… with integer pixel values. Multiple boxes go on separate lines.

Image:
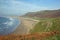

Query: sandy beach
left=10, top=16, right=39, bottom=35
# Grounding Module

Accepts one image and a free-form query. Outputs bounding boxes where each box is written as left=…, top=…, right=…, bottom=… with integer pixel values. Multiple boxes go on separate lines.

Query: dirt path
left=11, top=16, right=39, bottom=35
left=44, top=21, right=53, bottom=32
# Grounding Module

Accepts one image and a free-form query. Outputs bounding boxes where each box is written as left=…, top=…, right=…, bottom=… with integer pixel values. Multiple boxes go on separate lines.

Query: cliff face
left=24, top=9, right=60, bottom=18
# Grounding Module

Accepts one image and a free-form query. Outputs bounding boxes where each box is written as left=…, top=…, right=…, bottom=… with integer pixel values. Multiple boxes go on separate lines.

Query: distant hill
left=24, top=9, right=60, bottom=18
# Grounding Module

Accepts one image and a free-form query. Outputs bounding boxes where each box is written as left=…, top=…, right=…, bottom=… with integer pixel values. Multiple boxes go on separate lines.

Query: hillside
left=30, top=18, right=60, bottom=40
left=24, top=9, right=60, bottom=18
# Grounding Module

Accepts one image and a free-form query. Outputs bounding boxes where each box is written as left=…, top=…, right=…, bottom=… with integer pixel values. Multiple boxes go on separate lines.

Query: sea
left=0, top=17, right=20, bottom=35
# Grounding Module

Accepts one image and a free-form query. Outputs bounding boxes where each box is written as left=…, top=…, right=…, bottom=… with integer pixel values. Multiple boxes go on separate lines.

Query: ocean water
left=0, top=17, right=20, bottom=35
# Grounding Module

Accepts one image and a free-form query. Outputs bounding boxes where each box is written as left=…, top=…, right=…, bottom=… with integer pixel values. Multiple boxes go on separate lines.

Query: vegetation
left=30, top=18, right=60, bottom=40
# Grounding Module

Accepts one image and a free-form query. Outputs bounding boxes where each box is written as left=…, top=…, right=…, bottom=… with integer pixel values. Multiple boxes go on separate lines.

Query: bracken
left=0, top=31, right=60, bottom=40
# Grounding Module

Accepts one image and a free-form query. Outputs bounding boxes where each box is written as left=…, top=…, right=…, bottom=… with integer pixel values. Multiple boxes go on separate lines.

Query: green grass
left=30, top=18, right=60, bottom=40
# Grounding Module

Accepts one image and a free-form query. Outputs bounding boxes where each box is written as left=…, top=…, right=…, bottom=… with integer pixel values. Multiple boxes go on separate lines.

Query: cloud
left=0, top=0, right=49, bottom=16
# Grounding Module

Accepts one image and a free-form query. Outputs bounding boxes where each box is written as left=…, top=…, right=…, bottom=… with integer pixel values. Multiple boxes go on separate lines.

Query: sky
left=0, top=0, right=60, bottom=16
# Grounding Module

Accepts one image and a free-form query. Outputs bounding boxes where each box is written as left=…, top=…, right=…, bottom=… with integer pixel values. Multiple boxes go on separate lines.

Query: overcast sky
left=0, top=0, right=60, bottom=16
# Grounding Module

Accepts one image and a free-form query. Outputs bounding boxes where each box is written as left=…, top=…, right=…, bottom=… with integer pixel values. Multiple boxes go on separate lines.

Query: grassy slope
left=30, top=18, right=60, bottom=40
